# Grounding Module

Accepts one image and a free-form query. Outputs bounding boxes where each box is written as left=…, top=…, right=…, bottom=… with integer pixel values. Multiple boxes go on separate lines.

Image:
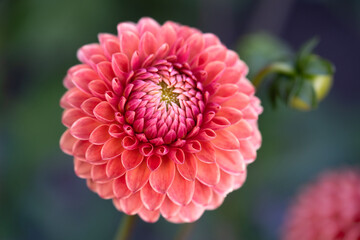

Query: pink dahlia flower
left=60, top=17, right=262, bottom=223
left=283, top=169, right=360, bottom=240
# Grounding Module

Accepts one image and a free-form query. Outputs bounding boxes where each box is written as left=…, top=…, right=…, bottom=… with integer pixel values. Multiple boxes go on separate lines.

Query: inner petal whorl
left=124, top=61, right=204, bottom=145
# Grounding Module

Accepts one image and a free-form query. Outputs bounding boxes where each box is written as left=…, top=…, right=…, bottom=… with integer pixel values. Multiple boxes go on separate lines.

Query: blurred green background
left=1, top=0, right=360, bottom=239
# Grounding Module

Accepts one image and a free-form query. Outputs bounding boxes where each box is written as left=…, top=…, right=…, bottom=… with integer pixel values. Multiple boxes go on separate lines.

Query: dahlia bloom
left=283, top=169, right=360, bottom=240
left=60, top=17, right=262, bottom=223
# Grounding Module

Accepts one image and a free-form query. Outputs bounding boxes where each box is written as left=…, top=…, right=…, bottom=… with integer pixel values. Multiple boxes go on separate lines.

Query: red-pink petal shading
left=60, top=130, right=77, bottom=155
left=120, top=31, right=139, bottom=59
left=72, top=69, right=99, bottom=94
left=74, top=158, right=92, bottom=179
left=106, top=156, right=126, bottom=179
left=179, top=202, right=205, bottom=223
left=177, top=152, right=197, bottom=181
left=213, top=170, right=234, bottom=195
left=89, top=124, right=111, bottom=145
left=218, top=67, right=242, bottom=84
left=96, top=61, right=115, bottom=85
left=196, top=160, right=220, bottom=187
left=140, top=182, right=165, bottom=211
left=196, top=141, right=216, bottom=163
left=139, top=32, right=157, bottom=57
left=138, top=208, right=160, bottom=223
left=101, top=138, right=124, bottom=160
left=113, top=175, right=132, bottom=199
left=62, top=108, right=87, bottom=127
left=227, top=119, right=254, bottom=139
left=168, top=148, right=185, bottom=164
left=203, top=61, right=226, bottom=85
left=70, top=117, right=100, bottom=140
left=146, top=155, right=162, bottom=171
left=85, top=144, right=104, bottom=163
left=93, top=101, right=115, bottom=122
left=167, top=169, right=195, bottom=206
left=239, top=139, right=257, bottom=162
left=112, top=53, right=129, bottom=78
left=192, top=180, right=213, bottom=206
left=66, top=88, right=91, bottom=108
left=222, top=92, right=250, bottom=110
left=122, top=149, right=144, bottom=170
left=216, top=107, right=243, bottom=125
left=214, top=148, right=245, bottom=175
left=160, top=196, right=181, bottom=219
left=120, top=191, right=142, bottom=215
left=94, top=180, right=115, bottom=199
left=77, top=44, right=104, bottom=64
left=125, top=159, right=150, bottom=192
left=81, top=97, right=101, bottom=116
left=72, top=140, right=91, bottom=159
left=91, top=163, right=109, bottom=182
left=149, top=157, right=175, bottom=194
left=206, top=191, right=225, bottom=210
left=211, top=129, right=240, bottom=150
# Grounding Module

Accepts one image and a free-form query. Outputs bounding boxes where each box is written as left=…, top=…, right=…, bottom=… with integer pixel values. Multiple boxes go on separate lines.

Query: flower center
left=123, top=60, right=205, bottom=146
left=159, top=81, right=180, bottom=106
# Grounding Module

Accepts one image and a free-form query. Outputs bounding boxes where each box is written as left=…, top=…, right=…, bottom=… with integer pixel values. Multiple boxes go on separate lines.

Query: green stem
left=174, top=223, right=196, bottom=240
left=252, top=62, right=294, bottom=89
left=114, top=215, right=137, bottom=240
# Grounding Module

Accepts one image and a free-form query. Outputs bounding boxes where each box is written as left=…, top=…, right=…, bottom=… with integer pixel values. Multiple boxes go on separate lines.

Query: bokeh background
left=1, top=0, right=360, bottom=239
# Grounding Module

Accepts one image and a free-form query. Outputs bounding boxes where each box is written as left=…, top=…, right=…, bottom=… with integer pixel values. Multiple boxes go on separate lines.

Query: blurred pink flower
left=283, top=169, right=360, bottom=240
left=60, top=17, right=262, bottom=223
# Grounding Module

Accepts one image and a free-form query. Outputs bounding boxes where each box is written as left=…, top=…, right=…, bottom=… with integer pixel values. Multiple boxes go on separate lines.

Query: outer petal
left=214, top=148, right=245, bottom=175
left=167, top=169, right=195, bottom=206
left=149, top=156, right=175, bottom=194
left=125, top=159, right=150, bottom=192
left=120, top=191, right=143, bottom=215
left=140, top=182, right=165, bottom=211
left=196, top=160, right=220, bottom=187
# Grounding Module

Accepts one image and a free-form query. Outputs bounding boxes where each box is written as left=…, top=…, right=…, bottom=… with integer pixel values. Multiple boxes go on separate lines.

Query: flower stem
left=252, top=62, right=294, bottom=89
left=174, top=223, right=196, bottom=240
left=114, top=215, right=137, bottom=240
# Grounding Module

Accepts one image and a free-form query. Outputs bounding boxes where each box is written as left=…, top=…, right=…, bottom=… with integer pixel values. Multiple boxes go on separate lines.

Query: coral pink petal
left=157, top=22, right=176, bottom=47
left=228, top=119, right=253, bottom=139
left=77, top=44, right=104, bottom=64
left=168, top=148, right=185, bottom=164
left=196, top=160, right=220, bottom=187
left=101, top=138, right=124, bottom=160
left=117, top=22, right=138, bottom=35
left=138, top=17, right=161, bottom=36
left=160, top=196, right=181, bottom=219
left=196, top=141, right=216, bottom=163
left=93, top=101, right=115, bottom=122
left=206, top=191, right=225, bottom=210
left=216, top=107, right=243, bottom=125
left=106, top=156, right=126, bottom=179
left=203, top=61, right=226, bottom=85
left=121, top=149, right=144, bottom=170
left=74, top=158, right=92, bottom=179
left=140, top=182, right=165, bottom=211
left=81, top=97, right=101, bottom=116
left=239, top=139, right=257, bottom=162
left=62, top=108, right=87, bottom=128
left=120, top=191, right=142, bottom=215
left=146, top=155, right=162, bottom=171
left=211, top=129, right=240, bottom=150
left=70, top=117, right=100, bottom=140
left=214, top=148, right=245, bottom=175
left=66, top=88, right=91, bottom=108
left=218, top=67, right=242, bottom=84
left=177, top=152, right=197, bottom=181
left=214, top=170, right=234, bottom=195
left=112, top=53, right=129, bottom=78
left=167, top=169, right=195, bottom=206
left=125, top=159, right=150, bottom=192
left=85, top=144, right=104, bottom=163
left=179, top=202, right=205, bottom=223
left=96, top=62, right=115, bottom=85
left=95, top=180, right=115, bottom=199
left=91, top=163, right=109, bottom=182
left=149, top=157, right=175, bottom=194
left=89, top=124, right=111, bottom=145
left=60, top=130, right=77, bottom=155
left=138, top=208, right=160, bottom=223
left=72, top=69, right=99, bottom=94
left=72, top=140, right=91, bottom=159
left=120, top=31, right=139, bottom=59
left=113, top=175, right=132, bottom=199
left=192, top=180, right=213, bottom=206
left=139, top=32, right=157, bottom=57
left=222, top=92, right=250, bottom=110
left=233, top=171, right=247, bottom=190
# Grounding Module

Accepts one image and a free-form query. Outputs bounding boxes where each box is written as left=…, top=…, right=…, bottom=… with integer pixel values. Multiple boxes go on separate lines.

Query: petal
left=72, top=140, right=91, bottom=159
left=72, top=69, right=99, bottom=94
left=167, top=169, right=195, bottom=206
left=239, top=139, right=257, bottom=162
left=177, top=152, right=197, bottom=181
left=160, top=196, right=181, bottom=219
left=227, top=119, right=253, bottom=139
left=120, top=191, right=142, bottom=215
left=113, top=175, right=132, bottom=199
left=62, top=109, right=86, bottom=128
left=74, top=158, right=92, bottom=179
left=125, top=159, right=150, bottom=192
left=95, top=180, right=115, bottom=199
left=101, top=138, right=124, bottom=160
left=211, top=129, right=240, bottom=150
left=206, top=190, right=225, bottom=210
left=187, top=33, right=205, bottom=60
left=179, top=202, right=205, bottom=223
left=106, top=155, right=126, bottom=179
left=196, top=160, right=220, bottom=187
left=139, top=31, right=157, bottom=57
left=93, top=101, right=115, bottom=122
left=85, top=144, right=104, bottom=163
left=149, top=156, right=175, bottom=194
left=146, top=155, right=162, bottom=171
left=96, top=62, right=115, bottom=85
left=214, top=148, right=245, bottom=175
left=195, top=141, right=216, bottom=163
left=216, top=107, right=243, bottom=125
left=112, top=53, right=129, bottom=78
left=121, top=149, right=144, bottom=170
left=222, top=92, right=250, bottom=110
left=88, top=80, right=109, bottom=99
left=81, top=97, right=102, bottom=117
left=218, top=67, right=242, bottom=84
left=157, top=22, right=177, bottom=47
left=89, top=124, right=111, bottom=145
left=91, top=163, right=109, bottom=182
left=77, top=43, right=104, bottom=64
left=203, top=61, right=225, bottom=85
left=192, top=180, right=213, bottom=206
left=70, top=117, right=100, bottom=140
left=213, top=170, right=235, bottom=195
left=140, top=182, right=165, bottom=211
left=66, top=88, right=91, bottom=108
left=233, top=170, right=247, bottom=190
left=60, top=130, right=77, bottom=155
left=168, top=148, right=185, bottom=164
left=120, top=31, right=139, bottom=59
left=138, top=208, right=160, bottom=223
left=138, top=17, right=160, bottom=36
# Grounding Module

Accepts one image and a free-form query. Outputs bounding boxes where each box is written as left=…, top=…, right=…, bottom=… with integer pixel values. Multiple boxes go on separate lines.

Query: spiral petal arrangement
left=60, top=17, right=262, bottom=223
